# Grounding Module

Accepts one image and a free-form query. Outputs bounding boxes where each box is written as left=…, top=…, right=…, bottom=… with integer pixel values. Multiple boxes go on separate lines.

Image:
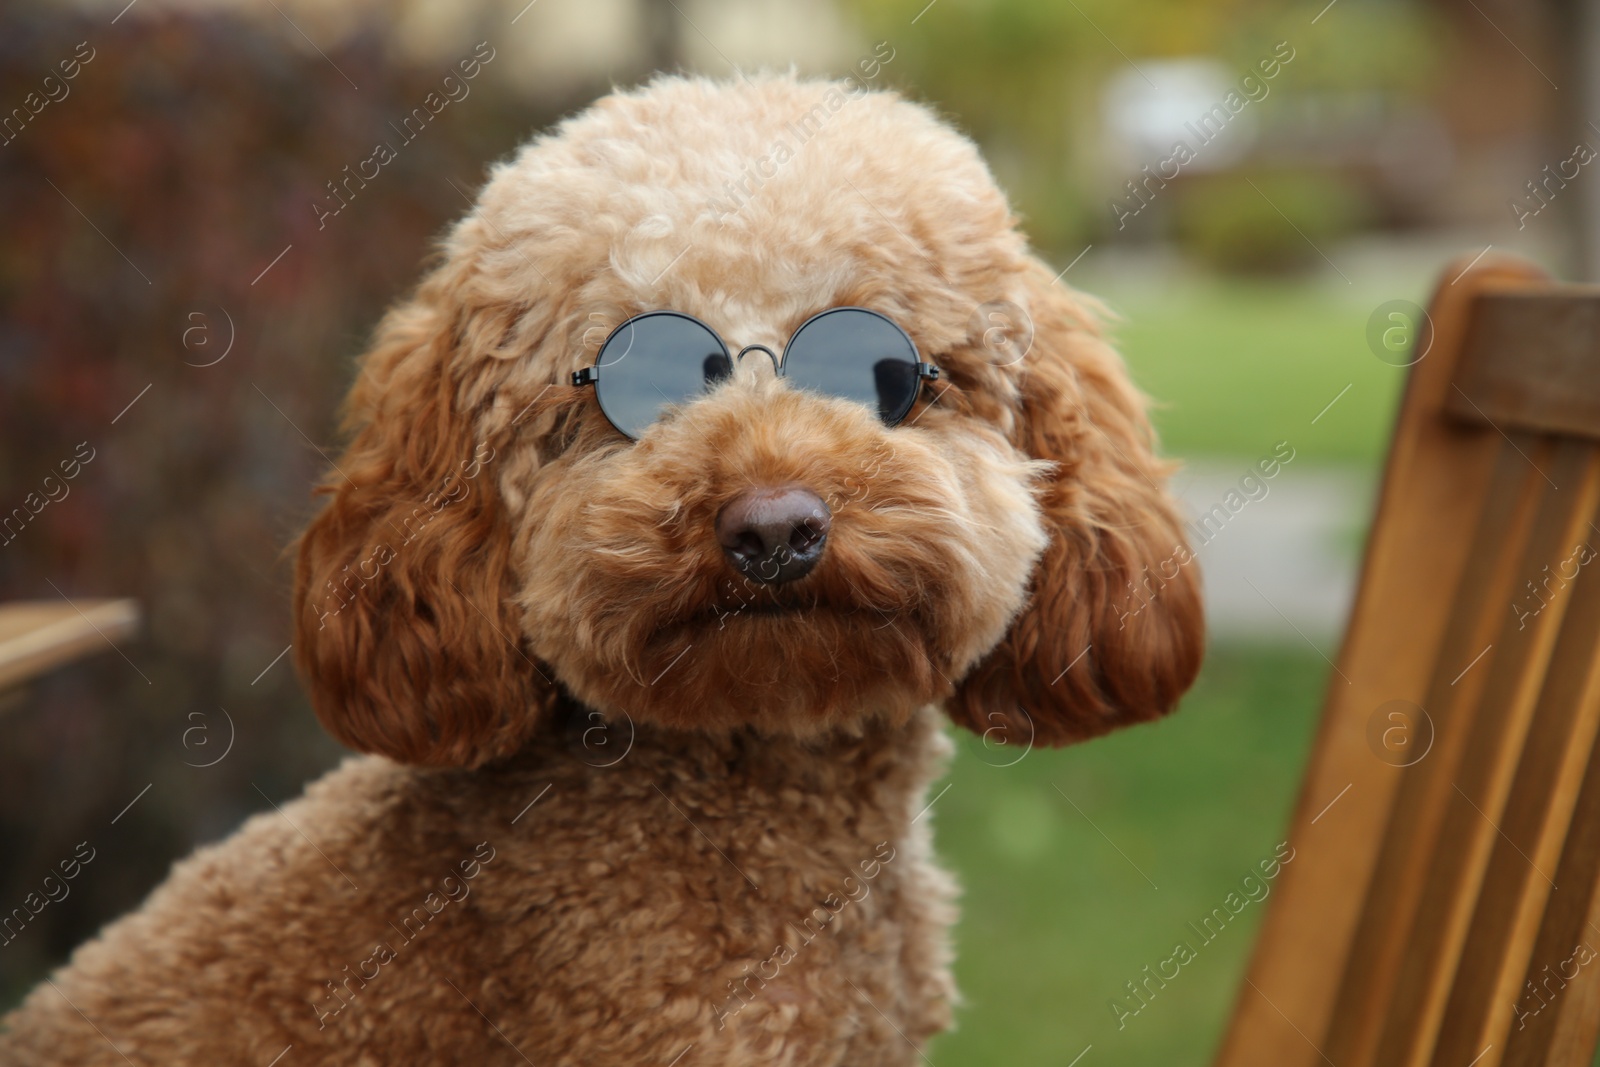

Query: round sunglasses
left=571, top=307, right=941, bottom=440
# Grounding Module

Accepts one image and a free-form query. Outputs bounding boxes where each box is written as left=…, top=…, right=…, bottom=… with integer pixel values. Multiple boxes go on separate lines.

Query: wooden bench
left=1214, top=253, right=1600, bottom=1067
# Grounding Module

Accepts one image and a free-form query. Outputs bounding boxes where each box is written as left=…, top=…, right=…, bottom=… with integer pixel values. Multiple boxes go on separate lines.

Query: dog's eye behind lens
left=703, top=352, right=732, bottom=386
left=594, top=312, right=730, bottom=438
left=871, top=359, right=920, bottom=423
left=783, top=308, right=923, bottom=426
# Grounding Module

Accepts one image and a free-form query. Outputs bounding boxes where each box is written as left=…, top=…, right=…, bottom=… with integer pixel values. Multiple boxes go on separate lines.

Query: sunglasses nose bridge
left=734, top=343, right=780, bottom=374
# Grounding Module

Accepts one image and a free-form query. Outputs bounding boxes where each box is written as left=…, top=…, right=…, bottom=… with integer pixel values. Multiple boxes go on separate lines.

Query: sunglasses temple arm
left=572, top=367, right=599, bottom=387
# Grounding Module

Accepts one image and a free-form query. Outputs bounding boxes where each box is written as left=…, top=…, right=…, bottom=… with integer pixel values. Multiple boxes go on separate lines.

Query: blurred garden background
left=0, top=0, right=1579, bottom=1062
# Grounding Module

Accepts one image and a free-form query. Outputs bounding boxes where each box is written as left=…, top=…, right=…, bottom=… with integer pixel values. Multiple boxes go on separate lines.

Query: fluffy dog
left=0, top=74, right=1202, bottom=1065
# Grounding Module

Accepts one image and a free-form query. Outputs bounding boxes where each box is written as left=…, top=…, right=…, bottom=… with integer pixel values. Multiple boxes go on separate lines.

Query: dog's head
left=292, top=75, right=1204, bottom=767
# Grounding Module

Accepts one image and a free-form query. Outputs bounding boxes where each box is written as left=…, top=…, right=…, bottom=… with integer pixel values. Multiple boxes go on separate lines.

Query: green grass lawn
left=1088, top=275, right=1409, bottom=465
left=931, top=645, right=1329, bottom=1066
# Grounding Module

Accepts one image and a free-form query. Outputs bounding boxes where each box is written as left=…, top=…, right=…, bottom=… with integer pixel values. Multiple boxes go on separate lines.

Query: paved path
left=1168, top=460, right=1376, bottom=645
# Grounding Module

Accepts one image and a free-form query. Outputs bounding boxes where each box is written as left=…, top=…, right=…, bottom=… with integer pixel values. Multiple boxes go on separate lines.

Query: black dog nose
left=716, top=486, right=831, bottom=584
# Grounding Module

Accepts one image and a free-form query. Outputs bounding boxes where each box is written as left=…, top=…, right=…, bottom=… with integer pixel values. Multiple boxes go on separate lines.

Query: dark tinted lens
left=594, top=313, right=729, bottom=438
left=782, top=309, right=922, bottom=424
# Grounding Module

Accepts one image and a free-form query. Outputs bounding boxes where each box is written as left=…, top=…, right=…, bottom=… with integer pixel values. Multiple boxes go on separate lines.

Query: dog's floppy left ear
left=292, top=282, right=555, bottom=768
left=949, top=269, right=1205, bottom=747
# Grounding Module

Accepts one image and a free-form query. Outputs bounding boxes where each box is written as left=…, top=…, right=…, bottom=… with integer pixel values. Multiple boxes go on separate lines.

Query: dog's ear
left=948, top=270, right=1205, bottom=747
left=292, top=287, right=554, bottom=768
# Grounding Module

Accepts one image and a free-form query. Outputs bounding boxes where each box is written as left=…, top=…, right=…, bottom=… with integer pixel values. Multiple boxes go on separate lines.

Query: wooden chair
left=1214, top=253, right=1600, bottom=1067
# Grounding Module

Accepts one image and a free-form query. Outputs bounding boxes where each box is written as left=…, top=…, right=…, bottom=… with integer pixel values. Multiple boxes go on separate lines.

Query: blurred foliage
left=0, top=10, right=557, bottom=1004
left=1286, top=3, right=1444, bottom=94
left=844, top=0, right=1446, bottom=254
left=1174, top=169, right=1371, bottom=273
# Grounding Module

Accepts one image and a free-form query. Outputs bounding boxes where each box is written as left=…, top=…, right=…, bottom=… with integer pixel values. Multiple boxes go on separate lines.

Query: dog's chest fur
left=0, top=706, right=958, bottom=1066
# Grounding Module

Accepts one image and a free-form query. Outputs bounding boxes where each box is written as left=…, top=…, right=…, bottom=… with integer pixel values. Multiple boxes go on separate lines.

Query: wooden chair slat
left=1326, top=438, right=1553, bottom=1067
left=1501, top=686, right=1600, bottom=1066
left=1437, top=485, right=1600, bottom=1064
left=1448, top=293, right=1600, bottom=442
left=1372, top=442, right=1600, bottom=1066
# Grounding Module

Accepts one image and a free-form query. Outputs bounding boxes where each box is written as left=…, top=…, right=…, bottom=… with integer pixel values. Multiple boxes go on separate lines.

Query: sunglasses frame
left=572, top=306, right=941, bottom=439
